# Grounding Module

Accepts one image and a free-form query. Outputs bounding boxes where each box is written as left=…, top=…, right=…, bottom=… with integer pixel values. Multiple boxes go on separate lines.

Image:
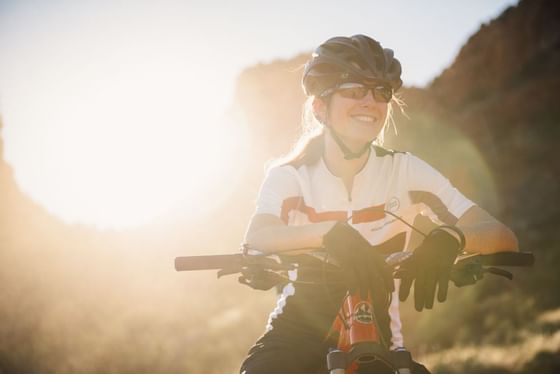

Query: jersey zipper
left=347, top=191, right=353, bottom=221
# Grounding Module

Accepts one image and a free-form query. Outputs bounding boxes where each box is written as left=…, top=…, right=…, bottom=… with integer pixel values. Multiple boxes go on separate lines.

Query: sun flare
left=1, top=20, right=248, bottom=229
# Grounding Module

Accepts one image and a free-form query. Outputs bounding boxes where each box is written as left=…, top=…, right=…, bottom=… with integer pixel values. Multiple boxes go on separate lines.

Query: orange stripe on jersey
left=280, top=197, right=387, bottom=224
left=351, top=204, right=386, bottom=224
left=280, top=196, right=347, bottom=223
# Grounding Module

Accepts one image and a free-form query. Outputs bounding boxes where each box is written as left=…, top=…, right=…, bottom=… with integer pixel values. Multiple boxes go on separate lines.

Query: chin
left=350, top=130, right=380, bottom=144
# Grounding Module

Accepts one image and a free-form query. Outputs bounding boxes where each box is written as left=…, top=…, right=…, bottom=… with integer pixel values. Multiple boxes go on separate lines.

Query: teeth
left=353, top=115, right=376, bottom=123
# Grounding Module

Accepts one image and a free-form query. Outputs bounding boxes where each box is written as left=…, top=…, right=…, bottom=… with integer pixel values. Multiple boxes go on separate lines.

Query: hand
left=397, top=226, right=463, bottom=311
left=236, top=256, right=295, bottom=291
left=238, top=267, right=285, bottom=290
left=322, top=222, right=394, bottom=300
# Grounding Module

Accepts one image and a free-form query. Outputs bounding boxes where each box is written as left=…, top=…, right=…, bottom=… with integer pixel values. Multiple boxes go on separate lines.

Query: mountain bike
left=174, top=248, right=533, bottom=374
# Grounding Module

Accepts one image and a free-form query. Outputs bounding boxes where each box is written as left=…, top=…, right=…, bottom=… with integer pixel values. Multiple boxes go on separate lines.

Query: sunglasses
left=329, top=83, right=393, bottom=103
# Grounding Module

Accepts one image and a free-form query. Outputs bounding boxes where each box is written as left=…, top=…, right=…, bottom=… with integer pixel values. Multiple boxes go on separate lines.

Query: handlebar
left=175, top=251, right=533, bottom=270
left=175, top=253, right=244, bottom=271
left=464, top=251, right=534, bottom=266
left=175, top=251, right=534, bottom=288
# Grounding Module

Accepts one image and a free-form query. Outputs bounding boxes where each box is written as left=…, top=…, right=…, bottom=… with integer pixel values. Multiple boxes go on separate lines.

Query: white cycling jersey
left=254, top=146, right=475, bottom=348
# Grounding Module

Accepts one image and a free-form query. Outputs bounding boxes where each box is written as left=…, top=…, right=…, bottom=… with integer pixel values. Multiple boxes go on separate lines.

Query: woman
left=240, top=35, right=518, bottom=374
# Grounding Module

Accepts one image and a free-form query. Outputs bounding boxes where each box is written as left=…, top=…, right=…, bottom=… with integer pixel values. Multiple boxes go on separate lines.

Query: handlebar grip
left=174, top=254, right=243, bottom=271
left=477, top=252, right=534, bottom=267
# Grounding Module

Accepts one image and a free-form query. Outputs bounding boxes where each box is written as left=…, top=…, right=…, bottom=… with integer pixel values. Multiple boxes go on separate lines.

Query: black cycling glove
left=397, top=226, right=464, bottom=311
left=323, top=221, right=394, bottom=300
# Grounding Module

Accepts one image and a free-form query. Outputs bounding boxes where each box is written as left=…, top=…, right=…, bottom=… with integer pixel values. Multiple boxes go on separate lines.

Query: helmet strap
left=326, top=125, right=372, bottom=160
left=322, top=107, right=373, bottom=160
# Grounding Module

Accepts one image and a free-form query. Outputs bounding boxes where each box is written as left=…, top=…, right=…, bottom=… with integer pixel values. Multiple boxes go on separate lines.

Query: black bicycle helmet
left=302, top=34, right=402, bottom=97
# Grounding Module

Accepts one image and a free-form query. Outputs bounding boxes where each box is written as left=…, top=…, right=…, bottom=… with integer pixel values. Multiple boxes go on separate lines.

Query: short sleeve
left=406, top=154, right=475, bottom=225
left=255, top=165, right=301, bottom=219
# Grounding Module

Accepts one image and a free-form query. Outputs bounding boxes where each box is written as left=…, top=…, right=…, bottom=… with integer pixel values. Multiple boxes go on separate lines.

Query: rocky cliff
left=430, top=0, right=560, bottom=236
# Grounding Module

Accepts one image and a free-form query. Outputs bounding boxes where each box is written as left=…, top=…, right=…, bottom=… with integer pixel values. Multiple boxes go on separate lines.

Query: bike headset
left=301, top=34, right=403, bottom=160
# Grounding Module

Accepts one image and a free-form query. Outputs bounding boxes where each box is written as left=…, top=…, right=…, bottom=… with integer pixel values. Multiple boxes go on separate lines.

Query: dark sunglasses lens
left=339, top=87, right=368, bottom=99
left=338, top=85, right=392, bottom=102
left=374, top=86, right=392, bottom=103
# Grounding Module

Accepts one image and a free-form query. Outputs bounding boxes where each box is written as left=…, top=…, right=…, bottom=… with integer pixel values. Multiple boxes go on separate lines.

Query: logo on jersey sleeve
left=387, top=196, right=400, bottom=212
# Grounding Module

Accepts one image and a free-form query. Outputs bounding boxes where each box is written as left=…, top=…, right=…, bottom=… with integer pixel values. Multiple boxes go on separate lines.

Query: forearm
left=244, top=215, right=337, bottom=254
left=459, top=222, right=518, bottom=254
left=456, top=206, right=519, bottom=254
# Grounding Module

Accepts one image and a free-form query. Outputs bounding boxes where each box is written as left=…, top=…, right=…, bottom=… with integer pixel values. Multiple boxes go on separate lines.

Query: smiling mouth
left=351, top=115, right=378, bottom=124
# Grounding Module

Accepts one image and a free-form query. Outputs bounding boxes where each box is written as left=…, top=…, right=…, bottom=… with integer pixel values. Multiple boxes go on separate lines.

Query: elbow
left=502, top=227, right=519, bottom=252
left=243, top=230, right=260, bottom=251
left=491, top=224, right=519, bottom=253
left=243, top=214, right=287, bottom=254
left=244, top=230, right=275, bottom=254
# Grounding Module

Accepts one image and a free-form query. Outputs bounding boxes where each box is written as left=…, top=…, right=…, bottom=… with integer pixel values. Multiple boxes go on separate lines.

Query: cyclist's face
left=324, top=86, right=388, bottom=146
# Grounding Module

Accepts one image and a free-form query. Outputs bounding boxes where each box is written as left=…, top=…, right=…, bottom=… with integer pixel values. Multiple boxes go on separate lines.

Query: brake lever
left=485, top=267, right=513, bottom=280
left=217, top=267, right=244, bottom=278
left=216, top=255, right=296, bottom=279
left=451, top=261, right=484, bottom=287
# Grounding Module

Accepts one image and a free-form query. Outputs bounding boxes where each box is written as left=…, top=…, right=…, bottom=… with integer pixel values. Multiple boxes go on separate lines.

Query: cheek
left=326, top=101, right=351, bottom=126
left=327, top=108, right=347, bottom=131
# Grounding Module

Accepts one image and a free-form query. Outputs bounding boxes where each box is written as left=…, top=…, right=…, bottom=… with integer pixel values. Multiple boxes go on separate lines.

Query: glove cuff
left=433, top=225, right=466, bottom=252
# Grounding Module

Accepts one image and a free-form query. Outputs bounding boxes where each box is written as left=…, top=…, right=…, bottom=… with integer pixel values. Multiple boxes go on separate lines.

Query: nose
left=360, top=89, right=378, bottom=106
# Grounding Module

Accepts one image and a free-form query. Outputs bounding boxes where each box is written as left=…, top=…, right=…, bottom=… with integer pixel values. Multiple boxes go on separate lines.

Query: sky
left=0, top=0, right=519, bottom=228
